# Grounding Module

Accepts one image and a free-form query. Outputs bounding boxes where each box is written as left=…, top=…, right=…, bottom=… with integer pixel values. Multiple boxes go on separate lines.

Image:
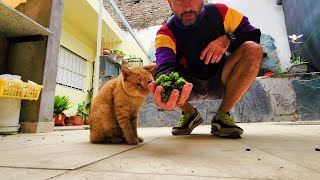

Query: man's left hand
left=200, top=35, right=230, bottom=64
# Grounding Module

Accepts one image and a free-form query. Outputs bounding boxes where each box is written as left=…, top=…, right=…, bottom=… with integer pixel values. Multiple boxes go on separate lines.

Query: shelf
left=0, top=1, right=52, bottom=38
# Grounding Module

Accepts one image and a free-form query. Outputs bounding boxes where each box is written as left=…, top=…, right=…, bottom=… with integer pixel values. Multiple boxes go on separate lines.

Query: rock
left=292, top=78, right=320, bottom=120
left=259, top=34, right=281, bottom=75
left=138, top=77, right=320, bottom=127
left=259, top=78, right=296, bottom=115
left=233, top=80, right=274, bottom=122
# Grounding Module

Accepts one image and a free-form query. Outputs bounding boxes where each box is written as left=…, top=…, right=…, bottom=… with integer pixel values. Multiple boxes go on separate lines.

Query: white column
left=93, top=0, right=103, bottom=97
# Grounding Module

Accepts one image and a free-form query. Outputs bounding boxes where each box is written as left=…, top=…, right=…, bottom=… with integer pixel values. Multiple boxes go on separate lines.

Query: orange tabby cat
left=89, top=64, right=155, bottom=145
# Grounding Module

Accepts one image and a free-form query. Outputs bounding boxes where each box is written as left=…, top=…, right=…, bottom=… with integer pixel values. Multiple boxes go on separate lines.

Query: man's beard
left=174, top=6, right=203, bottom=26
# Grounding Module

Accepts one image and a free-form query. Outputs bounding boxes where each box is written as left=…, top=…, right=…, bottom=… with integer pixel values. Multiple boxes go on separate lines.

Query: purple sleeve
left=155, top=47, right=176, bottom=78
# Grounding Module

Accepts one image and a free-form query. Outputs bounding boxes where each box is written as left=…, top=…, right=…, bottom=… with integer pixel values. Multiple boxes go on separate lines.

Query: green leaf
left=155, top=72, right=188, bottom=102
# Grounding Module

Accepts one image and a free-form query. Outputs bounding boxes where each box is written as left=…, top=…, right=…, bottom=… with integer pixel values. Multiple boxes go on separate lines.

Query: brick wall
left=104, top=0, right=172, bottom=30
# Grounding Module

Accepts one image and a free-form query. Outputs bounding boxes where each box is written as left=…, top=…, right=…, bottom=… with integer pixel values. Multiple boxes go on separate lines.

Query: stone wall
left=104, top=0, right=171, bottom=30
left=139, top=77, right=320, bottom=127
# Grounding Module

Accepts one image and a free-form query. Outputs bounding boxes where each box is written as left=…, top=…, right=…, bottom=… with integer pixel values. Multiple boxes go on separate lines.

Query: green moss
left=155, top=72, right=188, bottom=102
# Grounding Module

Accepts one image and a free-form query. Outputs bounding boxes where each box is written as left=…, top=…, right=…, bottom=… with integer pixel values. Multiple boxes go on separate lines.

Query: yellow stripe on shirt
left=155, top=34, right=176, bottom=54
left=224, top=7, right=244, bottom=33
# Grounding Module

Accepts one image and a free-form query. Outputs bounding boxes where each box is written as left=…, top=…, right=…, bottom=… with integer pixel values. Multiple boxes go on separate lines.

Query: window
left=56, top=46, right=87, bottom=91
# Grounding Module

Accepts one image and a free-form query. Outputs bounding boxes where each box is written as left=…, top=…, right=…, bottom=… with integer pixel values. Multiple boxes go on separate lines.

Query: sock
left=182, top=108, right=196, bottom=115
left=216, top=111, right=230, bottom=116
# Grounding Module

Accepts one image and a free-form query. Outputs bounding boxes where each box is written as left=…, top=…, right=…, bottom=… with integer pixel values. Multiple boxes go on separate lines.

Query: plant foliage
left=155, top=72, right=188, bottom=102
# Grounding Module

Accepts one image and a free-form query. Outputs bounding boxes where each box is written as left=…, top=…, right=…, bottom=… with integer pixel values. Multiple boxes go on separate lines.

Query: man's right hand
left=148, top=81, right=193, bottom=111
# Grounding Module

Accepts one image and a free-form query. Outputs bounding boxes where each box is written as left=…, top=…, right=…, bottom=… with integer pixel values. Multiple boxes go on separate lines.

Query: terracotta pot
left=85, top=118, right=90, bottom=125
left=74, top=116, right=84, bottom=126
left=54, top=114, right=66, bottom=126
left=103, top=48, right=111, bottom=55
left=65, top=116, right=75, bottom=126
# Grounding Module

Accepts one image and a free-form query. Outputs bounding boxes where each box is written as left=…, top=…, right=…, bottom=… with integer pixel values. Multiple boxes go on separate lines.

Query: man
left=148, top=0, right=263, bottom=138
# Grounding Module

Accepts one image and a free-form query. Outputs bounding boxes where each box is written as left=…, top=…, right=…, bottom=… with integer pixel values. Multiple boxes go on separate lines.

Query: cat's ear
left=142, top=63, right=156, bottom=76
left=121, top=65, right=131, bottom=80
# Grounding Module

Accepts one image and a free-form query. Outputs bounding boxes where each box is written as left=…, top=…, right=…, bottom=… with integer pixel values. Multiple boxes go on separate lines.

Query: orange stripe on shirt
left=155, top=34, right=176, bottom=54
left=224, top=7, right=244, bottom=33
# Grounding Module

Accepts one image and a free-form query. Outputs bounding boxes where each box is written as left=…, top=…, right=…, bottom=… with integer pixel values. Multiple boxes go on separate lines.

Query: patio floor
left=0, top=122, right=320, bottom=180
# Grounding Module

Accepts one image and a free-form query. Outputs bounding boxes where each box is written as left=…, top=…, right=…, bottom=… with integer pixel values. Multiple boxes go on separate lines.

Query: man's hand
left=148, top=81, right=193, bottom=111
left=200, top=35, right=230, bottom=64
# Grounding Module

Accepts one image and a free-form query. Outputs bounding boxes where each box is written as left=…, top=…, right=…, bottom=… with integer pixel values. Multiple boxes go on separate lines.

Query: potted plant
left=106, top=50, right=117, bottom=61
left=288, top=51, right=309, bottom=73
left=116, top=50, right=126, bottom=59
left=64, top=115, right=75, bottom=126
left=115, top=50, right=126, bottom=64
left=84, top=88, right=93, bottom=125
left=75, top=101, right=88, bottom=126
left=102, top=48, right=111, bottom=55
left=54, top=95, right=72, bottom=126
left=287, top=34, right=310, bottom=74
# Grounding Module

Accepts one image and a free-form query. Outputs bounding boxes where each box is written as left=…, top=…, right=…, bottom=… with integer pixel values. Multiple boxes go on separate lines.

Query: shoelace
left=177, top=113, right=191, bottom=126
left=216, top=113, right=236, bottom=126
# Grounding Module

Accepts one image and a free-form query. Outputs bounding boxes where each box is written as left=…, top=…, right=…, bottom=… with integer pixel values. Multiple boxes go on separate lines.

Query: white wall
left=210, top=0, right=291, bottom=68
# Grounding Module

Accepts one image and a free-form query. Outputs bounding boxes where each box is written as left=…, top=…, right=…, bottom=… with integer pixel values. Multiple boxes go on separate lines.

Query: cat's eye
left=148, top=81, right=152, bottom=84
left=135, top=83, right=141, bottom=87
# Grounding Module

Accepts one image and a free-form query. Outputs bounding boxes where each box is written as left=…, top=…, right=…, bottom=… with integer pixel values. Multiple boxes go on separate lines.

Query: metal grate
left=123, top=58, right=143, bottom=67
left=56, top=46, right=87, bottom=91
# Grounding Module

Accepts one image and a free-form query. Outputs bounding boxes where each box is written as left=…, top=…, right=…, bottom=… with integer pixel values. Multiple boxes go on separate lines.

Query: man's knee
left=239, top=41, right=263, bottom=66
left=241, top=41, right=263, bottom=56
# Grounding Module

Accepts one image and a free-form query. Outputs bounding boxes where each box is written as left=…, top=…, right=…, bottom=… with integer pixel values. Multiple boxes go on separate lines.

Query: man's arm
left=154, top=24, right=176, bottom=78
left=149, top=23, right=193, bottom=111
left=215, top=3, right=261, bottom=52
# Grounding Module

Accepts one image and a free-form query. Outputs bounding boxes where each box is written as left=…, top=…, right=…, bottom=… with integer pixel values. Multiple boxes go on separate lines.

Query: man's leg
left=180, top=102, right=194, bottom=113
left=220, top=41, right=263, bottom=112
left=211, top=41, right=263, bottom=138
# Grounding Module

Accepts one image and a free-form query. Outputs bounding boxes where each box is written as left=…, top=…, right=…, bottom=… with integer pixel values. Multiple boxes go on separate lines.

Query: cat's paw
left=127, top=138, right=139, bottom=145
left=137, top=136, right=144, bottom=142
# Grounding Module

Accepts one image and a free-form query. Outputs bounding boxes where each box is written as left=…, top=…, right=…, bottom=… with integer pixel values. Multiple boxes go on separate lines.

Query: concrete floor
left=0, top=122, right=320, bottom=180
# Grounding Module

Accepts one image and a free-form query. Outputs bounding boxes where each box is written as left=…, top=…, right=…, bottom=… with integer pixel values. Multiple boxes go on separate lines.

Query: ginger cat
left=89, top=64, right=155, bottom=145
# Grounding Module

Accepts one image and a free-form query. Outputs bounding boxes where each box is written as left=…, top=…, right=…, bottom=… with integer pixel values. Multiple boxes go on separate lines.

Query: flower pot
left=54, top=114, right=66, bottom=126
left=103, top=48, right=111, bottom=55
left=74, top=115, right=84, bottom=126
left=108, top=53, right=117, bottom=61
left=65, top=116, right=75, bottom=126
left=0, top=97, right=21, bottom=135
left=85, top=118, right=90, bottom=125
left=288, top=63, right=308, bottom=74
left=115, top=57, right=123, bottom=65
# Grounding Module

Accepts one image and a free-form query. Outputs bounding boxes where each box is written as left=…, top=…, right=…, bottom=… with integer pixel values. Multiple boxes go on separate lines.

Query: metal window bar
left=56, top=46, right=87, bottom=91
left=123, top=58, right=143, bottom=67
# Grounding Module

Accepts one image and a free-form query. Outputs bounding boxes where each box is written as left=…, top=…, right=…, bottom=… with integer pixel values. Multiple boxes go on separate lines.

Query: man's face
left=168, top=0, right=204, bottom=26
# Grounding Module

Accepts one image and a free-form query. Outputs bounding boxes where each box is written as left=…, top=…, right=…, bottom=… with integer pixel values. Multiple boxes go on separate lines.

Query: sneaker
left=172, top=108, right=204, bottom=135
left=211, top=112, right=243, bottom=138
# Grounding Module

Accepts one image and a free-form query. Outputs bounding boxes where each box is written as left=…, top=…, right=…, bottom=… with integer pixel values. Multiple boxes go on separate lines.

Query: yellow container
left=0, top=79, right=44, bottom=100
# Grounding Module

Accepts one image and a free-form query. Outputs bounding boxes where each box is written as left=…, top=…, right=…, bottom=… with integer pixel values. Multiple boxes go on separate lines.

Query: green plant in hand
left=155, top=72, right=188, bottom=102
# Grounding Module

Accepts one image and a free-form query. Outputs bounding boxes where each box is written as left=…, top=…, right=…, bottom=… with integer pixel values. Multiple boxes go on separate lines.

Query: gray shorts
left=183, top=74, right=225, bottom=103
left=177, top=62, right=225, bottom=103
